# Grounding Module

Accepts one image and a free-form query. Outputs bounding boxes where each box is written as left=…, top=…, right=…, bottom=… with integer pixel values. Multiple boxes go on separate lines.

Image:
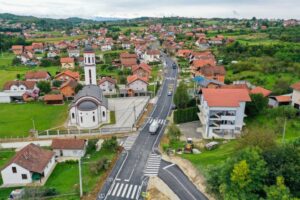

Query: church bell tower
left=84, top=45, right=97, bottom=85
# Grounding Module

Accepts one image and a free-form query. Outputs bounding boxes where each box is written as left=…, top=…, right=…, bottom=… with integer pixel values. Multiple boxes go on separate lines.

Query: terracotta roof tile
left=98, top=77, right=116, bottom=85
left=3, top=81, right=36, bottom=90
left=44, top=94, right=64, bottom=101
left=51, top=139, right=86, bottom=150
left=25, top=71, right=50, bottom=80
left=291, top=82, right=300, bottom=91
left=127, top=74, right=148, bottom=85
left=202, top=88, right=251, bottom=107
left=60, top=57, right=74, bottom=63
left=2, top=143, right=54, bottom=174
left=274, top=95, right=291, bottom=102
left=250, top=86, right=272, bottom=97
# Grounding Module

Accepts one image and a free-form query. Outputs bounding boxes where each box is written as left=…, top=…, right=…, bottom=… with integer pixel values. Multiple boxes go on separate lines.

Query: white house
left=291, top=82, right=300, bottom=109
left=143, top=50, right=160, bottom=63
left=127, top=74, right=148, bottom=92
left=98, top=77, right=117, bottom=94
left=1, top=143, right=55, bottom=186
left=0, top=81, right=38, bottom=103
left=198, top=88, right=251, bottom=139
left=101, top=44, right=112, bottom=51
left=69, top=46, right=109, bottom=129
left=51, top=138, right=87, bottom=158
left=68, top=49, right=80, bottom=58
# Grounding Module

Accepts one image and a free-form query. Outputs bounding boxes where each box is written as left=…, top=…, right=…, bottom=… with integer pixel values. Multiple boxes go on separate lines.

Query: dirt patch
left=147, top=177, right=180, bottom=200
left=162, top=154, right=215, bottom=200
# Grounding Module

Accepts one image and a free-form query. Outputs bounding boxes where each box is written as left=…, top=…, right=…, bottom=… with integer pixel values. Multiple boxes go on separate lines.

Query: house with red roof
left=120, top=53, right=137, bottom=68
left=127, top=74, right=148, bottom=92
left=131, top=63, right=151, bottom=78
left=142, top=50, right=160, bottom=63
left=25, top=71, right=51, bottom=82
left=0, top=143, right=55, bottom=186
left=54, top=70, right=80, bottom=82
left=250, top=86, right=272, bottom=97
left=60, top=57, right=75, bottom=69
left=268, top=95, right=292, bottom=108
left=198, top=88, right=251, bottom=139
left=98, top=77, right=117, bottom=94
left=11, top=45, right=24, bottom=55
left=51, top=138, right=87, bottom=158
left=195, top=65, right=226, bottom=83
left=290, top=81, right=300, bottom=109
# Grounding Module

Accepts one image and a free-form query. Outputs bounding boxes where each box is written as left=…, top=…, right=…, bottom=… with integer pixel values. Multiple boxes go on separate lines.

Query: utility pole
left=32, top=118, right=36, bottom=131
left=133, top=104, right=136, bottom=127
left=79, top=158, right=83, bottom=197
left=282, top=117, right=287, bottom=144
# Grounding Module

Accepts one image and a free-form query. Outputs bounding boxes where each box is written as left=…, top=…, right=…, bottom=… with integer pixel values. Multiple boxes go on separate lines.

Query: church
left=69, top=46, right=109, bottom=128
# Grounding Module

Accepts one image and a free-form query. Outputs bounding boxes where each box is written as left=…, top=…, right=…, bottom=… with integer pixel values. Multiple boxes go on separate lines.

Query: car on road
left=149, top=119, right=159, bottom=134
left=172, top=63, right=176, bottom=69
left=167, top=91, right=172, bottom=96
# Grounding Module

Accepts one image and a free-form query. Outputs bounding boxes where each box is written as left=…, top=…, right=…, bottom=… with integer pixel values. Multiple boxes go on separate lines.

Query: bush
left=173, top=107, right=199, bottom=124
left=167, top=124, right=181, bottom=141
left=102, top=136, right=118, bottom=152
left=37, top=81, right=51, bottom=94
left=86, top=139, right=97, bottom=154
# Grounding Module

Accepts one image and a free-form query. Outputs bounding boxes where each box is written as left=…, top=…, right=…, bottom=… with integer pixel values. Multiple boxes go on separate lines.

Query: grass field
left=0, top=103, right=68, bottom=138
left=0, top=65, right=60, bottom=88
left=45, top=148, right=115, bottom=199
left=27, top=35, right=86, bottom=43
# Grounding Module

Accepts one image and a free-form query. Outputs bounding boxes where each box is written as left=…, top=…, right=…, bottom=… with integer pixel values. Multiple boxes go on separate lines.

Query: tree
left=236, top=129, right=277, bottom=151
left=174, top=81, right=189, bottom=109
left=37, top=81, right=51, bottom=94
left=167, top=124, right=181, bottom=141
left=40, top=58, right=52, bottom=67
left=12, top=57, right=21, bottom=66
left=263, top=144, right=300, bottom=196
left=265, top=176, right=292, bottom=200
left=246, top=94, right=268, bottom=117
left=52, top=80, right=62, bottom=87
left=75, top=83, right=83, bottom=94
left=230, top=160, right=251, bottom=190
left=102, top=136, right=118, bottom=152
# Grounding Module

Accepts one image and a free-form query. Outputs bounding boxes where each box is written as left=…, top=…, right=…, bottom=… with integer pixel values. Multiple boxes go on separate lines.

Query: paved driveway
left=177, top=121, right=202, bottom=139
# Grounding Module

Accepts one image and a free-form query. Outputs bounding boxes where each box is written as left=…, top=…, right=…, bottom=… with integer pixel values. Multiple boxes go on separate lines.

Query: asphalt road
left=97, top=55, right=207, bottom=200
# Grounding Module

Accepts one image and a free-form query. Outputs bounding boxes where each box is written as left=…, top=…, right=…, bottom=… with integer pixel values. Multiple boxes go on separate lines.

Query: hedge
left=173, top=106, right=199, bottom=124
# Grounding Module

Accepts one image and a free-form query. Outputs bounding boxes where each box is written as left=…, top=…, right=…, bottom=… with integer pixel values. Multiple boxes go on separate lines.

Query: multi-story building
left=198, top=88, right=251, bottom=139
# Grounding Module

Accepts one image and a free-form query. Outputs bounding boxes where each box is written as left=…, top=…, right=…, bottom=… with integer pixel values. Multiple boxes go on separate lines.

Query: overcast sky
left=0, top=0, right=299, bottom=19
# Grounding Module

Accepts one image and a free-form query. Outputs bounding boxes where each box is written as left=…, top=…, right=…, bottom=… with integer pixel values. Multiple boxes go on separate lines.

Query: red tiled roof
left=12, top=45, right=23, bottom=50
left=192, top=59, right=216, bottom=68
left=51, top=139, right=86, bottom=150
left=55, top=70, right=80, bottom=80
left=291, top=82, right=300, bottom=91
left=250, top=86, right=272, bottom=97
left=131, top=63, right=151, bottom=74
left=60, top=57, right=74, bottom=63
left=25, top=71, right=50, bottom=80
left=127, top=74, right=148, bottom=85
left=3, top=81, right=36, bottom=90
left=274, top=95, right=291, bottom=103
left=98, top=77, right=116, bottom=85
left=2, top=143, right=54, bottom=174
left=120, top=53, right=137, bottom=59
left=202, top=88, right=251, bottom=107
left=60, top=79, right=78, bottom=89
left=146, top=50, right=160, bottom=55
left=44, top=94, right=64, bottom=101
left=199, top=65, right=226, bottom=76
left=220, top=84, right=250, bottom=90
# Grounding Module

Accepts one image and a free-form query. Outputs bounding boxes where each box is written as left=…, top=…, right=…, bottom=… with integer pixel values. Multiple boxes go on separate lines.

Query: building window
left=21, top=174, right=27, bottom=180
left=89, top=69, right=92, bottom=84
left=102, top=111, right=106, bottom=118
left=88, top=57, right=90, bottom=63
left=80, top=117, right=83, bottom=123
left=72, top=113, right=75, bottom=119
left=93, top=116, right=95, bottom=122
left=12, top=167, right=17, bottom=173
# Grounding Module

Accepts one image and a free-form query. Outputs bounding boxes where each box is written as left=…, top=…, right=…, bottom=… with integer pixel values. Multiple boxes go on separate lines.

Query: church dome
left=78, top=100, right=98, bottom=111
left=84, top=45, right=94, bottom=53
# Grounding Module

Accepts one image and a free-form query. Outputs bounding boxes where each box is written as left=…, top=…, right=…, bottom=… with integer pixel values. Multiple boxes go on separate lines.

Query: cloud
left=0, top=0, right=299, bottom=19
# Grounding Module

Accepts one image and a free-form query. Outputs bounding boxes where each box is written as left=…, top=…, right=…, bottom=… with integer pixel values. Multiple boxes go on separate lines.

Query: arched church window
left=102, top=111, right=105, bottom=118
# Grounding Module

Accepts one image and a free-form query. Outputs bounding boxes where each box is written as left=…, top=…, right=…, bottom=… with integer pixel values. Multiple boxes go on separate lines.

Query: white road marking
left=111, top=182, right=119, bottom=196
left=131, top=185, right=138, bottom=199
left=163, top=163, right=175, bottom=170
left=121, top=183, right=129, bottom=198
left=116, top=183, right=124, bottom=197
left=126, top=184, right=133, bottom=198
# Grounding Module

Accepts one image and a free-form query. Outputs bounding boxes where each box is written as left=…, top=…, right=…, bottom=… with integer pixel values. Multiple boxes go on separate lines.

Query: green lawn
left=27, top=35, right=86, bottom=43
left=0, top=65, right=60, bottom=88
left=0, top=53, right=14, bottom=67
left=45, top=149, right=116, bottom=199
left=0, top=103, right=68, bottom=138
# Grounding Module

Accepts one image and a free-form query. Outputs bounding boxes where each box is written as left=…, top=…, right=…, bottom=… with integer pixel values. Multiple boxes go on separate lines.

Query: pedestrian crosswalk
left=144, top=153, right=162, bottom=176
left=165, top=77, right=176, bottom=80
left=148, top=117, right=166, bottom=125
left=107, top=181, right=141, bottom=199
left=122, top=134, right=138, bottom=151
